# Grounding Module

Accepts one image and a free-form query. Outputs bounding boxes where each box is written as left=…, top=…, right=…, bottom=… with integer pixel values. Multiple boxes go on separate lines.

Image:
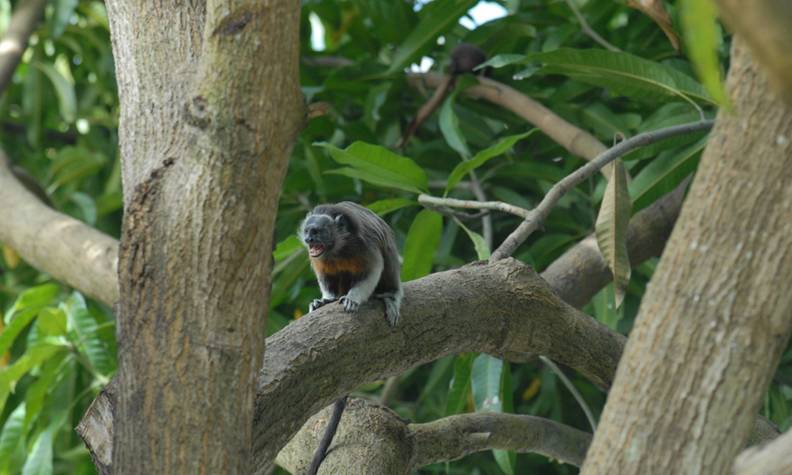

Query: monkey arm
left=340, top=251, right=383, bottom=312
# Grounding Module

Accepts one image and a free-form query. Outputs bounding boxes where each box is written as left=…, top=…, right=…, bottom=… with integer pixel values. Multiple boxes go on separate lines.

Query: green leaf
left=22, top=426, right=53, bottom=475
left=494, top=361, right=516, bottom=474
left=0, top=343, right=65, bottom=406
left=273, top=235, right=303, bottom=263
left=445, top=131, right=534, bottom=194
left=528, top=48, right=714, bottom=106
left=50, top=0, right=79, bottom=37
left=455, top=219, right=490, bottom=260
left=475, top=53, right=525, bottom=70
left=439, top=91, right=471, bottom=159
left=31, top=61, right=77, bottom=123
left=401, top=210, right=442, bottom=281
left=0, top=403, right=26, bottom=472
left=592, top=284, right=621, bottom=330
left=24, top=353, right=68, bottom=428
left=471, top=354, right=503, bottom=412
left=445, top=353, right=474, bottom=415
left=4, top=284, right=59, bottom=325
left=630, top=137, right=706, bottom=212
left=62, top=293, right=114, bottom=377
left=387, top=0, right=478, bottom=73
left=0, top=310, right=39, bottom=357
left=680, top=0, right=729, bottom=107
left=318, top=142, right=427, bottom=193
left=366, top=198, right=416, bottom=216
left=595, top=160, right=631, bottom=308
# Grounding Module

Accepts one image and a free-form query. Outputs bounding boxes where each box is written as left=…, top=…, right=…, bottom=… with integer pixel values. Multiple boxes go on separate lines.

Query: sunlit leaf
left=22, top=426, right=53, bottom=475
left=366, top=198, right=416, bottom=216
left=319, top=142, right=427, bottom=194
left=62, top=293, right=114, bottom=377
left=595, top=160, right=631, bottom=308
left=680, top=0, right=729, bottom=106
left=455, top=219, right=490, bottom=260
left=401, top=210, right=442, bottom=281
left=528, top=48, right=713, bottom=105
left=445, top=131, right=534, bottom=194
left=472, top=354, right=503, bottom=412
left=4, top=284, right=59, bottom=325
left=0, top=403, right=26, bottom=472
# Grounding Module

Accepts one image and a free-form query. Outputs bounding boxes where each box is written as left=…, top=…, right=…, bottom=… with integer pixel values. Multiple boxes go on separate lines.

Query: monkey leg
left=309, top=298, right=337, bottom=312
left=375, top=292, right=402, bottom=327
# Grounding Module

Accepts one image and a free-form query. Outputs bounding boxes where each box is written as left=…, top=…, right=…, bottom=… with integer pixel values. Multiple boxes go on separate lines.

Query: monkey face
left=301, top=212, right=350, bottom=259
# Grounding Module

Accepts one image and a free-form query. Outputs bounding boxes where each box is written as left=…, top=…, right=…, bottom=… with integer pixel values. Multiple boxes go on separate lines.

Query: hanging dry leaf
left=595, top=159, right=632, bottom=308
left=628, top=0, right=681, bottom=50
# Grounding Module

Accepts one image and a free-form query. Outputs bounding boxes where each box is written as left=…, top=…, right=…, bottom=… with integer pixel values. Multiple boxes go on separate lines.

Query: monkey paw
left=309, top=298, right=336, bottom=312
left=339, top=296, right=360, bottom=313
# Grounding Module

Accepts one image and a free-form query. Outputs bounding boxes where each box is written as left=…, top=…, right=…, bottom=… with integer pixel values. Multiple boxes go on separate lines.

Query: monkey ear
left=334, top=214, right=347, bottom=229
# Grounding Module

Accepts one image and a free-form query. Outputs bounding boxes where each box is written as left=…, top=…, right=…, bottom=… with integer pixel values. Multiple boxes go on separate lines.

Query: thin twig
left=418, top=195, right=530, bottom=219
left=563, top=0, right=621, bottom=52
left=0, top=0, right=48, bottom=95
left=540, top=356, right=597, bottom=431
left=490, top=120, right=715, bottom=261
left=467, top=170, right=494, bottom=249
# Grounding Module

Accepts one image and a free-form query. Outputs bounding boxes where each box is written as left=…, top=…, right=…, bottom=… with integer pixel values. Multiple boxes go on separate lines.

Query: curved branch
left=407, top=73, right=608, bottom=162
left=0, top=0, right=47, bottom=94
left=0, top=152, right=119, bottom=306
left=491, top=120, right=714, bottom=260
left=735, top=423, right=792, bottom=475
left=277, top=398, right=591, bottom=473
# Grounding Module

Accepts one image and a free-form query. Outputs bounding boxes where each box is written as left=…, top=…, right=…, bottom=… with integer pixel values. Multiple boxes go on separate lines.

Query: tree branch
left=277, top=398, right=592, bottom=473
left=418, top=194, right=530, bottom=219
left=0, top=0, right=47, bottom=94
left=734, top=424, right=792, bottom=475
left=407, top=73, right=608, bottom=162
left=0, top=151, right=119, bottom=305
left=490, top=120, right=714, bottom=260
left=563, top=0, right=621, bottom=52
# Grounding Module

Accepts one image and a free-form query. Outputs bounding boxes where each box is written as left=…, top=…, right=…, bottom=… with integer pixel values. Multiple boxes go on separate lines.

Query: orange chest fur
left=310, top=256, right=366, bottom=276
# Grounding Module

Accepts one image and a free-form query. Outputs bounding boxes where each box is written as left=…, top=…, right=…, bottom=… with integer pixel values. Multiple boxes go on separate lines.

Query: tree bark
left=105, top=1, right=303, bottom=473
left=581, top=38, right=792, bottom=475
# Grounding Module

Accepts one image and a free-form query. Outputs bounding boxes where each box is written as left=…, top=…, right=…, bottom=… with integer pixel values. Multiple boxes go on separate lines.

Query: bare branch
left=563, top=0, right=621, bottom=52
left=407, top=73, right=608, bottom=162
left=418, top=194, right=530, bottom=219
left=0, top=151, right=119, bottom=306
left=0, top=0, right=47, bottom=94
left=734, top=426, right=792, bottom=475
left=491, top=120, right=714, bottom=261
left=278, top=398, right=591, bottom=473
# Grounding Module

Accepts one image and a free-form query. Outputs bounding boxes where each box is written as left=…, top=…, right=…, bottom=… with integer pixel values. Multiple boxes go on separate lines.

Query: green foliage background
left=1, top=1, right=790, bottom=474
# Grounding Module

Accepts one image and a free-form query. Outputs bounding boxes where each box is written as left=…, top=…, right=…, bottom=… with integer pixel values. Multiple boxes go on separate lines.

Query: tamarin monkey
left=300, top=201, right=403, bottom=474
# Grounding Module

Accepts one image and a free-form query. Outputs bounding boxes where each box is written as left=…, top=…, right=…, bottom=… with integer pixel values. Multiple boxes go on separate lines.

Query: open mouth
left=308, top=243, right=326, bottom=258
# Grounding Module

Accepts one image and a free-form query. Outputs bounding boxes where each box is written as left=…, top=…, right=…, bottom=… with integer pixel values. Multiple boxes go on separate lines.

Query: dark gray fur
left=301, top=201, right=402, bottom=326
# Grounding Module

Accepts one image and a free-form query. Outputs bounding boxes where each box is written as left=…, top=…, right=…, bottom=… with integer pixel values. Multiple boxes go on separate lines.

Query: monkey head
left=300, top=210, right=354, bottom=259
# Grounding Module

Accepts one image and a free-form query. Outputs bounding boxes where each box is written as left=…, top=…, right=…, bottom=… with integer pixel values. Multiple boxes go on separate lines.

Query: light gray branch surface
left=0, top=0, right=47, bottom=93
left=0, top=153, right=119, bottom=305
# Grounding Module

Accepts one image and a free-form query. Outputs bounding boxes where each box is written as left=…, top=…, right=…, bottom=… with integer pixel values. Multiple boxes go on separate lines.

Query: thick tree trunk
left=106, top=1, right=303, bottom=473
left=581, top=39, right=792, bottom=474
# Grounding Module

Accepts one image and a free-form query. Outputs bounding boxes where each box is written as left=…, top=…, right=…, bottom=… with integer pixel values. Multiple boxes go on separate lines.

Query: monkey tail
left=306, top=395, right=348, bottom=475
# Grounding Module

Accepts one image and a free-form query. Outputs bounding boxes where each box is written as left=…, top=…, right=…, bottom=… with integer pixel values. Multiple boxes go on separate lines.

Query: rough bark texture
left=0, top=153, right=118, bottom=305
left=717, top=0, right=792, bottom=104
left=581, top=39, right=792, bottom=475
left=251, top=258, right=623, bottom=472
left=106, top=1, right=303, bottom=473
left=277, top=398, right=591, bottom=474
